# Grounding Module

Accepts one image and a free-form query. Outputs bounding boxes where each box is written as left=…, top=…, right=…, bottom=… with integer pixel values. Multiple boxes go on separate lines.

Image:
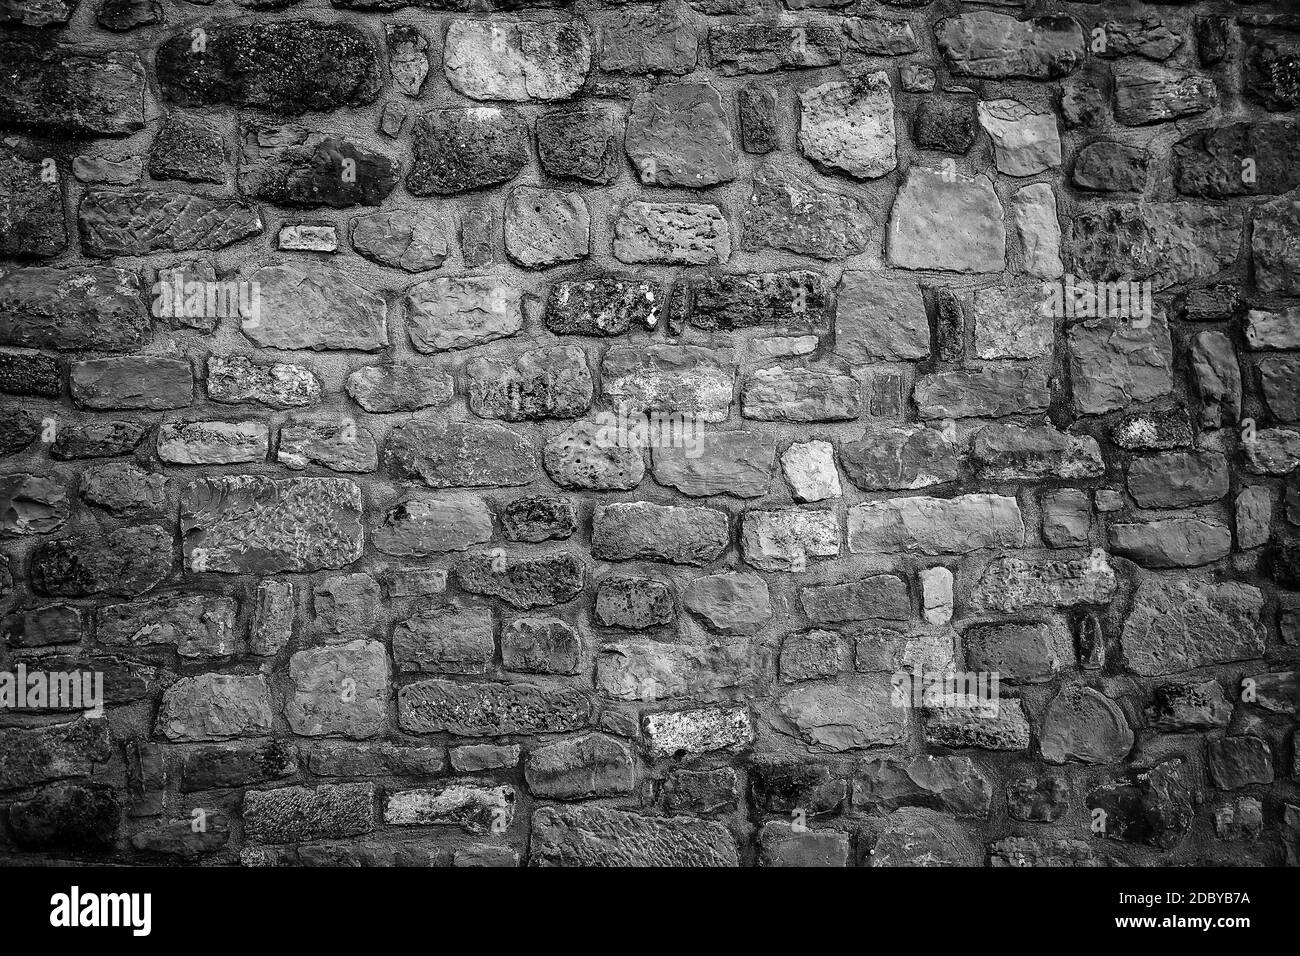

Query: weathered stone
left=407, top=107, right=528, bottom=195
left=98, top=594, right=237, bottom=658
left=0, top=474, right=67, bottom=535
left=286, top=640, right=389, bottom=738
left=834, top=273, right=928, bottom=362
left=278, top=416, right=378, bottom=473
left=1127, top=450, right=1230, bottom=509
left=643, top=705, right=753, bottom=759
left=0, top=0, right=74, bottom=27
left=1145, top=678, right=1231, bottom=732
left=838, top=424, right=958, bottom=494
left=1121, top=577, right=1265, bottom=676
left=923, top=699, right=1031, bottom=752
left=1039, top=687, right=1133, bottom=764
left=148, top=114, right=224, bottom=185
left=601, top=4, right=698, bottom=74
left=466, top=345, right=592, bottom=420
left=779, top=678, right=904, bottom=752
left=349, top=210, right=449, bottom=273
left=1114, top=61, right=1217, bottom=126
left=455, top=551, right=585, bottom=608
left=525, top=735, right=634, bottom=800
left=240, top=264, right=386, bottom=352
left=311, top=573, right=382, bottom=640
left=1113, top=407, right=1194, bottom=451
left=662, top=766, right=739, bottom=815
left=977, top=99, right=1061, bottom=176
left=888, top=167, right=1005, bottom=272
left=1010, top=182, right=1064, bottom=278
left=780, top=440, right=841, bottom=503
left=1074, top=141, right=1152, bottom=193
left=1067, top=315, right=1173, bottom=415
left=970, top=424, right=1103, bottom=481
left=385, top=783, right=514, bottom=834
left=2, top=603, right=83, bottom=648
left=602, top=344, right=734, bottom=422
left=1190, top=330, right=1241, bottom=429
left=625, top=83, right=738, bottom=187
left=157, top=20, right=379, bottom=113
left=0, top=43, right=145, bottom=135
left=1007, top=777, right=1070, bottom=823
left=1109, top=516, right=1232, bottom=568
left=180, top=475, right=364, bottom=573
left=0, top=720, right=111, bottom=790
left=207, top=355, right=320, bottom=409
left=780, top=629, right=852, bottom=683
left=346, top=364, right=451, bottom=413
left=710, top=22, right=839, bottom=74
left=79, top=190, right=261, bottom=257
left=652, top=431, right=773, bottom=498
left=741, top=164, right=872, bottom=259
left=157, top=674, right=272, bottom=742
left=503, top=186, right=590, bottom=268
left=545, top=276, right=660, bottom=336
left=972, top=555, right=1117, bottom=611
left=683, top=573, right=771, bottom=635
left=1069, top=202, right=1242, bottom=289
left=544, top=419, right=644, bottom=491
left=741, top=508, right=840, bottom=571
left=405, top=275, right=522, bottom=353
left=243, top=783, right=374, bottom=844
left=1254, top=190, right=1300, bottom=296
left=399, top=679, right=590, bottom=736
left=70, top=356, right=192, bottom=411
left=371, top=495, right=491, bottom=558
left=536, top=105, right=619, bottom=184
left=742, top=366, right=861, bottom=422
left=849, top=495, right=1023, bottom=555
left=936, top=12, right=1085, bottom=80
left=1244, top=428, right=1300, bottom=476
left=800, top=576, right=909, bottom=624
left=386, top=420, right=535, bottom=488
left=963, top=620, right=1066, bottom=685
left=593, top=501, right=728, bottom=565
left=990, top=836, right=1112, bottom=867
left=449, top=744, right=518, bottom=774
left=739, top=85, right=778, bottom=153
left=612, top=201, right=731, bottom=265
left=0, top=140, right=66, bottom=257
left=7, top=783, right=120, bottom=850
left=502, top=496, right=577, bottom=543
left=1208, top=737, right=1274, bottom=789
left=393, top=605, right=493, bottom=675
left=31, top=525, right=172, bottom=597
left=1175, top=122, right=1300, bottom=198
left=675, top=270, right=831, bottom=334
left=250, top=580, right=294, bottom=656
left=854, top=755, right=992, bottom=818
left=530, top=805, right=737, bottom=866
left=845, top=15, right=918, bottom=55
left=444, top=18, right=591, bottom=101
left=595, top=577, right=673, bottom=629
left=0, top=266, right=147, bottom=352
left=157, top=420, right=267, bottom=466
left=798, top=72, right=896, bottom=180
left=501, top=617, right=581, bottom=675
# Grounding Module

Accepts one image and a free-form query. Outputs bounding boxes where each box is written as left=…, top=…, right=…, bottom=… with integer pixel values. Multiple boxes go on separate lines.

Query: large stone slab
left=1121, top=577, right=1265, bottom=676
left=240, top=264, right=387, bottom=352
left=530, top=806, right=737, bottom=866
left=797, top=71, right=896, bottom=180
left=443, top=18, right=591, bottom=101
left=848, top=495, right=1024, bottom=555
left=0, top=267, right=146, bottom=352
left=887, top=167, right=1005, bottom=272
left=0, top=43, right=145, bottom=135
left=79, top=190, right=262, bottom=257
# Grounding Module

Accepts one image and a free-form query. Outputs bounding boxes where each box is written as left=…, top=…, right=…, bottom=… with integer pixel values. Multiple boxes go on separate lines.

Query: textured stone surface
left=3, top=0, right=1290, bottom=871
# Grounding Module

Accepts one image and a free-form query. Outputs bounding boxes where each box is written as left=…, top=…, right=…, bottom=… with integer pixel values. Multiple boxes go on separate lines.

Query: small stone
left=1067, top=315, right=1173, bottom=416
left=370, top=494, right=493, bottom=557
left=1127, top=450, right=1229, bottom=508
left=243, top=783, right=374, bottom=844
left=1237, top=486, right=1274, bottom=550
left=1042, top=489, right=1092, bottom=548
left=0, top=474, right=68, bottom=535
left=207, top=355, right=320, bottom=409
left=98, top=594, right=237, bottom=658
left=972, top=555, right=1116, bottom=612
left=779, top=677, right=904, bottom=752
left=920, top=567, right=952, bottom=626
left=529, top=805, right=737, bottom=866
left=465, top=345, right=592, bottom=421
left=742, top=366, right=861, bottom=422
left=849, top=494, right=1023, bottom=555
left=739, top=85, right=778, bottom=153
left=1007, top=777, right=1070, bottom=823
left=455, top=551, right=585, bottom=609
left=643, top=705, right=753, bottom=759
left=387, top=24, right=428, bottom=97
left=1190, top=330, right=1241, bottom=428
left=970, top=424, right=1103, bottom=481
left=1012, top=183, right=1064, bottom=278
left=593, top=501, right=729, bottom=566
left=1087, top=759, right=1194, bottom=848
left=839, top=424, right=959, bottom=491
left=405, top=275, right=522, bottom=353
left=1, top=43, right=145, bottom=136
left=31, top=525, right=172, bottom=597
left=1145, top=679, right=1231, bottom=732
left=600, top=4, right=698, bottom=75
left=1039, top=687, right=1134, bottom=764
left=277, top=416, right=378, bottom=473
left=595, top=577, right=674, bottom=629
left=914, top=365, right=1050, bottom=420
left=781, top=440, right=841, bottom=502
left=601, top=344, right=735, bottom=422
left=652, top=431, right=774, bottom=498
left=801, top=576, right=909, bottom=624
left=912, top=98, right=975, bottom=153
left=148, top=113, right=224, bottom=184
left=1207, top=737, right=1274, bottom=789
left=1074, top=142, right=1152, bottom=193
left=854, top=755, right=992, bottom=818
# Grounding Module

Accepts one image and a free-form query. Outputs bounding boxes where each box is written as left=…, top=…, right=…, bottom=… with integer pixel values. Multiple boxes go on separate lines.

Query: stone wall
left=0, top=0, right=1298, bottom=867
